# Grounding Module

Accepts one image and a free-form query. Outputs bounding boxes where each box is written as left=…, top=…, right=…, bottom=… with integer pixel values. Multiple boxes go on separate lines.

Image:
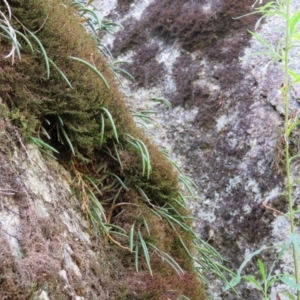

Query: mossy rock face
left=2, top=0, right=128, bottom=150
left=0, top=0, right=205, bottom=299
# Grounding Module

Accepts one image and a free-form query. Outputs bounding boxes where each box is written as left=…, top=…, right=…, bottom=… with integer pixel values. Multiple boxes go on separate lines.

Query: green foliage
left=56, top=115, right=75, bottom=155
left=125, top=133, right=152, bottom=179
left=29, top=136, right=59, bottom=159
left=149, top=97, right=171, bottom=108
left=0, top=0, right=233, bottom=299
left=70, top=56, right=110, bottom=89
left=130, top=96, right=171, bottom=130
left=71, top=0, right=130, bottom=84
left=99, top=107, right=119, bottom=144
left=226, top=234, right=300, bottom=299
left=229, top=0, right=300, bottom=299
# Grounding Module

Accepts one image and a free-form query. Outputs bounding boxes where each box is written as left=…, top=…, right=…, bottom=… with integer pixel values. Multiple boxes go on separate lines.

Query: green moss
left=0, top=1, right=205, bottom=299
left=0, top=103, right=10, bottom=119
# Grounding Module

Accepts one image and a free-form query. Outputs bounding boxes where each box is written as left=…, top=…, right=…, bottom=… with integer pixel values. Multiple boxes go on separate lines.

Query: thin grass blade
left=70, top=56, right=110, bottom=89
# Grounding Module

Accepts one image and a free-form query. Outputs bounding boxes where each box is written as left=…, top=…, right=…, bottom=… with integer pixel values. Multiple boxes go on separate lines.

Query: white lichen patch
left=245, top=178, right=260, bottom=195
left=0, top=205, right=22, bottom=258
left=127, top=0, right=155, bottom=21
left=226, top=176, right=242, bottom=195
left=17, top=144, right=53, bottom=204
left=216, top=115, right=229, bottom=133
left=92, top=0, right=117, bottom=19
left=242, top=204, right=252, bottom=214
left=63, top=243, right=82, bottom=278
left=60, top=211, right=91, bottom=245
left=36, top=290, right=50, bottom=300
left=156, top=45, right=181, bottom=67
left=272, top=216, right=291, bottom=244
left=34, top=200, right=50, bottom=218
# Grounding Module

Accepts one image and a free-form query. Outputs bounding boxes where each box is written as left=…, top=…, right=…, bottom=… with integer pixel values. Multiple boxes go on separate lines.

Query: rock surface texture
left=0, top=125, right=109, bottom=299
left=2, top=0, right=300, bottom=299
left=95, top=0, right=300, bottom=298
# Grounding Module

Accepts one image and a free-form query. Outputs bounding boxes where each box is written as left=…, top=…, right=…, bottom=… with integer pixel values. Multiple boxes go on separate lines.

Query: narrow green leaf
left=100, top=107, right=119, bottom=143
left=70, top=56, right=110, bottom=89
left=15, top=29, right=34, bottom=54
left=87, top=187, right=106, bottom=221
left=136, top=187, right=151, bottom=204
left=224, top=276, right=242, bottom=291
left=106, top=223, right=126, bottom=233
left=135, top=243, right=139, bottom=273
left=149, top=97, right=171, bottom=108
left=83, top=174, right=103, bottom=195
left=239, top=248, right=269, bottom=276
left=138, top=230, right=152, bottom=276
left=2, top=0, right=12, bottom=18
left=102, top=20, right=124, bottom=30
left=57, top=115, right=64, bottom=126
left=279, top=291, right=296, bottom=300
left=149, top=208, right=163, bottom=220
left=138, top=139, right=151, bottom=178
left=257, top=259, right=266, bottom=282
left=289, top=10, right=300, bottom=37
left=113, top=141, right=123, bottom=169
left=109, top=231, right=128, bottom=238
left=171, top=197, right=188, bottom=210
left=289, top=153, right=300, bottom=163
left=149, top=243, right=184, bottom=276
left=29, top=136, right=59, bottom=154
left=132, top=140, right=146, bottom=176
left=79, top=7, right=102, bottom=28
left=58, top=122, right=75, bottom=155
left=280, top=277, right=300, bottom=291
left=266, top=277, right=278, bottom=289
left=179, top=175, right=194, bottom=196
left=248, top=30, right=282, bottom=60
left=97, top=42, right=114, bottom=61
left=287, top=120, right=300, bottom=137
left=178, top=236, right=193, bottom=259
left=105, top=172, right=128, bottom=190
left=0, top=24, right=21, bottom=59
left=111, top=67, right=135, bottom=81
left=243, top=275, right=263, bottom=290
left=28, top=30, right=50, bottom=78
left=293, top=33, right=300, bottom=42
left=142, top=217, right=150, bottom=236
left=288, top=69, right=300, bottom=85
left=226, top=245, right=273, bottom=292
left=36, top=148, right=57, bottom=160
left=100, top=113, right=105, bottom=146
left=125, top=134, right=151, bottom=177
left=40, top=126, right=51, bottom=139
left=48, top=58, right=73, bottom=88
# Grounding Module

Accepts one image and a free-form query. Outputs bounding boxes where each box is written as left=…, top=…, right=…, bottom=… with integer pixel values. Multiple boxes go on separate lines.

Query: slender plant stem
left=284, top=1, right=300, bottom=298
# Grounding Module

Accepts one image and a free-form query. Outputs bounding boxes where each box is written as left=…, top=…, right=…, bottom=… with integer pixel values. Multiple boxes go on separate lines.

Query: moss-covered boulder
left=0, top=0, right=206, bottom=299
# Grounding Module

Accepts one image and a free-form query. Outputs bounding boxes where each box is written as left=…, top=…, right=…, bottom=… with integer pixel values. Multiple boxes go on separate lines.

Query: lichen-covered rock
left=0, top=123, right=108, bottom=299
left=95, top=0, right=300, bottom=298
